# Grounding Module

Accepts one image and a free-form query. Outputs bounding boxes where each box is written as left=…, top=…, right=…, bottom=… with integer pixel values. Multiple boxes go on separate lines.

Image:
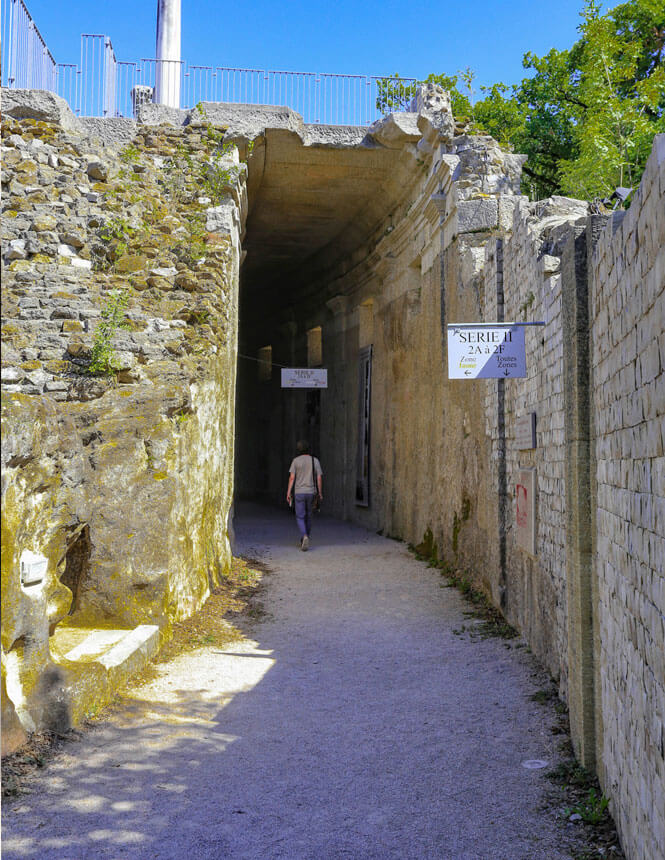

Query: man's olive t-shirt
left=289, top=455, right=322, bottom=494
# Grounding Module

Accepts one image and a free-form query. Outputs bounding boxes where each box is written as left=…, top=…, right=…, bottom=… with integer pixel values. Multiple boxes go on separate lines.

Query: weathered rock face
left=2, top=88, right=83, bottom=134
left=1, top=96, right=245, bottom=749
left=1, top=663, right=27, bottom=756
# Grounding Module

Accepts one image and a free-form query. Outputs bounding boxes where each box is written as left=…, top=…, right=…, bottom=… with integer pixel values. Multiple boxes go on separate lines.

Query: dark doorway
left=60, top=524, right=91, bottom=615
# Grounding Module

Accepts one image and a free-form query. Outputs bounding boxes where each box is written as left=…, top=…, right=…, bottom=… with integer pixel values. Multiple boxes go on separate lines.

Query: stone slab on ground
left=2, top=506, right=588, bottom=859
left=62, top=630, right=128, bottom=662
left=47, top=624, right=162, bottom=726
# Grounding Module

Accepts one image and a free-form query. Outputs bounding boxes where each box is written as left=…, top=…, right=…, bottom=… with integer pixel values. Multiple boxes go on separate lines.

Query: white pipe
left=154, top=0, right=181, bottom=108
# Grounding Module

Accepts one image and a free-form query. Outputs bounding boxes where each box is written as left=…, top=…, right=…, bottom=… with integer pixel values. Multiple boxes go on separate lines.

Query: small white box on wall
left=20, top=550, right=48, bottom=586
left=515, top=468, right=537, bottom=555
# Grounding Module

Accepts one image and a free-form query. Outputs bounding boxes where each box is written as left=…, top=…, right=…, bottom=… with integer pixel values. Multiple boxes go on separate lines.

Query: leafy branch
left=86, top=289, right=130, bottom=376
left=378, top=0, right=665, bottom=201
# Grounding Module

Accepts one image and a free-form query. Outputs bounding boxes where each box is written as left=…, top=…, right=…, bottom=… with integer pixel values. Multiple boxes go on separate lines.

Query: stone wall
left=455, top=139, right=664, bottom=859
left=482, top=203, right=570, bottom=686
left=589, top=137, right=665, bottom=860
left=1, top=91, right=245, bottom=748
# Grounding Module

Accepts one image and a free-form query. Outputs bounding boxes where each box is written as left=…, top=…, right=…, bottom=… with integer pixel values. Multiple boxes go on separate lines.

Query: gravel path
left=3, top=505, right=582, bottom=859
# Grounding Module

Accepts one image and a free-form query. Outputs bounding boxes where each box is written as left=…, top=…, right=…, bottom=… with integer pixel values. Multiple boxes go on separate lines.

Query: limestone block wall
left=589, top=136, right=665, bottom=860
left=305, top=131, right=516, bottom=565
left=477, top=138, right=665, bottom=858
left=370, top=253, right=449, bottom=544
left=1, top=93, right=245, bottom=748
left=480, top=198, right=589, bottom=689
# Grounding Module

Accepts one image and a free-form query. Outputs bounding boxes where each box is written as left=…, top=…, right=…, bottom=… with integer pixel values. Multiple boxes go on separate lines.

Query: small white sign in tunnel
left=281, top=368, right=328, bottom=388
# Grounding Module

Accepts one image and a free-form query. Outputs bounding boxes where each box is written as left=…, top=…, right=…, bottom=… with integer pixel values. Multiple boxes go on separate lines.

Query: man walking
left=286, top=440, right=323, bottom=551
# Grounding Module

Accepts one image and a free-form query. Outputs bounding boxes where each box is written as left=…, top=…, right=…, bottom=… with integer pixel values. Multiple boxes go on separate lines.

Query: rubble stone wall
left=1, top=91, right=245, bottom=747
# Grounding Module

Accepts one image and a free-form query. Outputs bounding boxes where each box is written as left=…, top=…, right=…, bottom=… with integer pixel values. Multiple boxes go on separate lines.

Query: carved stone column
left=155, top=0, right=181, bottom=108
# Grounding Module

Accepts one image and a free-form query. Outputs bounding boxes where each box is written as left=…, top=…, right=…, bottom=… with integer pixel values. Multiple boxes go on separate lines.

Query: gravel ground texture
left=2, top=504, right=592, bottom=859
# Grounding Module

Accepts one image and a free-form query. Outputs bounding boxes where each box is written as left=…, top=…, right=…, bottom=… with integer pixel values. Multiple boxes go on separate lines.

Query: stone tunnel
left=235, top=108, right=437, bottom=515
left=229, top=89, right=523, bottom=531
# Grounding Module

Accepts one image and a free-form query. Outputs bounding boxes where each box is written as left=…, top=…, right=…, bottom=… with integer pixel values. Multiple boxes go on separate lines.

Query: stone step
left=63, top=629, right=127, bottom=661
left=51, top=624, right=161, bottom=724
left=97, top=624, right=161, bottom=681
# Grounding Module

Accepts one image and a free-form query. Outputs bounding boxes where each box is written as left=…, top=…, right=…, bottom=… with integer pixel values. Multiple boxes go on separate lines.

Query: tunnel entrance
left=233, top=120, right=422, bottom=516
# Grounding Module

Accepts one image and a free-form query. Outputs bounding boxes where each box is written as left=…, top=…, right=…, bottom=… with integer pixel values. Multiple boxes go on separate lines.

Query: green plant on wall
left=93, top=213, right=142, bottom=270
left=164, top=104, right=237, bottom=207
left=102, top=215, right=135, bottom=257
left=161, top=103, right=243, bottom=266
left=197, top=102, right=238, bottom=200
left=87, top=289, right=130, bottom=376
left=173, top=212, right=208, bottom=265
left=119, top=143, right=141, bottom=164
left=202, top=152, right=236, bottom=201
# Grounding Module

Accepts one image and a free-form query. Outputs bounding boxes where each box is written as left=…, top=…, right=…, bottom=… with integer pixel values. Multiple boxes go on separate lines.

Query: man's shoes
left=301, top=535, right=309, bottom=551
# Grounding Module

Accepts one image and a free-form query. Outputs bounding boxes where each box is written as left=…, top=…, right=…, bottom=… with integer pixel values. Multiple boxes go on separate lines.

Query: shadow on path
left=3, top=504, right=580, bottom=860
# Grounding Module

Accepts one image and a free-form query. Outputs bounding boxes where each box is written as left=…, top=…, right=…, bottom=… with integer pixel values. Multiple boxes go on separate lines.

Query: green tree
left=558, top=0, right=665, bottom=198
left=377, top=0, right=664, bottom=202
left=473, top=83, right=528, bottom=148
left=511, top=47, right=583, bottom=197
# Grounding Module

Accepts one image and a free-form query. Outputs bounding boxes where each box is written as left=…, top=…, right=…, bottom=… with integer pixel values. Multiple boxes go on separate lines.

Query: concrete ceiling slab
left=241, top=126, right=417, bottom=298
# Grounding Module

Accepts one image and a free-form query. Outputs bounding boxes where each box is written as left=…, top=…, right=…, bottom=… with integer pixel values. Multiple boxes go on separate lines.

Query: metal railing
left=79, top=34, right=118, bottom=117
left=2, top=0, right=56, bottom=90
left=1, top=0, right=417, bottom=125
left=56, top=63, right=80, bottom=111
left=180, top=67, right=407, bottom=126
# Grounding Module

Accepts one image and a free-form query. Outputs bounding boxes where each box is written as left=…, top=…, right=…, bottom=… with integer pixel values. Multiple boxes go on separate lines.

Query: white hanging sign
left=447, top=323, right=527, bottom=379
left=281, top=368, right=328, bottom=388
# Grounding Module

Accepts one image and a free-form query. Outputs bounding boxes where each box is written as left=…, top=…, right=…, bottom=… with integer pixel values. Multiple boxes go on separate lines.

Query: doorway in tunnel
left=234, top=308, right=323, bottom=506
left=305, top=390, right=321, bottom=461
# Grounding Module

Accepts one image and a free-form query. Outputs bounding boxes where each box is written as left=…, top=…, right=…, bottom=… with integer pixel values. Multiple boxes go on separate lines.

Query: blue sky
left=17, top=0, right=592, bottom=90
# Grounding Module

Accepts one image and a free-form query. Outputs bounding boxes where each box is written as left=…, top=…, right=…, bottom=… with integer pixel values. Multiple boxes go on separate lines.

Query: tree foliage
left=377, top=0, right=664, bottom=201
left=558, top=0, right=665, bottom=198
left=375, top=72, right=472, bottom=118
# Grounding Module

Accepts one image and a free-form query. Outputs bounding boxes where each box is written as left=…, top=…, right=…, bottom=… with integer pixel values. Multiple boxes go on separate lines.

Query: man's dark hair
left=296, top=439, right=311, bottom=454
